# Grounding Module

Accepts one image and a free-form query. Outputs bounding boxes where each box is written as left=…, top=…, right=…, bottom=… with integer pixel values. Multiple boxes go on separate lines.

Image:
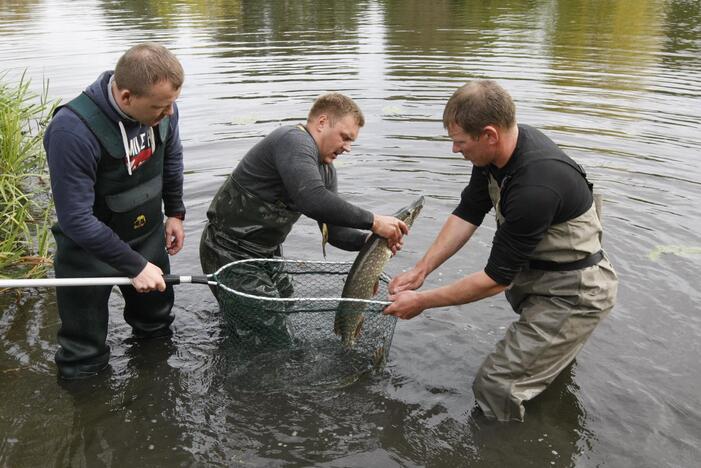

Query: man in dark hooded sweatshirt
left=44, top=43, right=186, bottom=379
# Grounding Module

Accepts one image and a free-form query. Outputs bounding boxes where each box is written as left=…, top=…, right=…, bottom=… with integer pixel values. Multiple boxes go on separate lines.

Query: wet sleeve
left=162, top=103, right=185, bottom=218
left=45, top=117, right=147, bottom=277
left=483, top=183, right=561, bottom=285
left=451, top=166, right=493, bottom=226
left=274, top=134, right=374, bottom=229
left=324, top=224, right=369, bottom=251
left=322, top=165, right=370, bottom=250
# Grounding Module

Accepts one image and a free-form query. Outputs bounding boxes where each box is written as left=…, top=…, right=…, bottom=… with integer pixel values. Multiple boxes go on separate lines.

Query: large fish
left=334, top=196, right=425, bottom=347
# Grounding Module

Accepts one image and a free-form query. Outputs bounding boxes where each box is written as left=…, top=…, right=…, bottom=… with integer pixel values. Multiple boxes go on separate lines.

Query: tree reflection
left=661, top=0, right=701, bottom=70
left=381, top=0, right=542, bottom=80
left=98, top=0, right=243, bottom=29
left=382, top=0, right=543, bottom=55
left=98, top=0, right=368, bottom=57
left=546, top=0, right=664, bottom=91
left=0, top=0, right=43, bottom=34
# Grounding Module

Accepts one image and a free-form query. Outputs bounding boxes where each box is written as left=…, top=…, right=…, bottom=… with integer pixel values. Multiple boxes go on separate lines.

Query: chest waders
left=51, top=92, right=175, bottom=379
left=473, top=159, right=618, bottom=421
left=200, top=174, right=302, bottom=348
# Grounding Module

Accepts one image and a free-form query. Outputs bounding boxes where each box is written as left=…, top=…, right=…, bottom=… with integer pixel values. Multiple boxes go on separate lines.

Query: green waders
left=52, top=93, right=174, bottom=379
left=200, top=175, right=300, bottom=348
left=472, top=163, right=618, bottom=422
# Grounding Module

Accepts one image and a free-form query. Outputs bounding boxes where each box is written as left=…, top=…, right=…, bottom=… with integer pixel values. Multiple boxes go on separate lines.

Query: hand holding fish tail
left=371, top=214, right=408, bottom=244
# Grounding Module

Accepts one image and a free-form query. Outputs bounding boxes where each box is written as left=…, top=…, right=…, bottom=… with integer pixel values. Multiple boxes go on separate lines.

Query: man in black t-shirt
left=385, top=80, right=618, bottom=422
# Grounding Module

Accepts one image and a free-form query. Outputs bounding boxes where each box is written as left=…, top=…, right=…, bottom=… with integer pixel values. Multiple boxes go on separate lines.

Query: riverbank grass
left=0, top=72, right=57, bottom=278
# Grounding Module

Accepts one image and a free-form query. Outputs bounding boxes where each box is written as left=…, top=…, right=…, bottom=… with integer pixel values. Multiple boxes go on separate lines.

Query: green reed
left=0, top=72, right=58, bottom=278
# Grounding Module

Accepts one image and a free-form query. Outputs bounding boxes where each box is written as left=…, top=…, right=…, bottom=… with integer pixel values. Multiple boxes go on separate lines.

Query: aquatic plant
left=0, top=72, right=57, bottom=278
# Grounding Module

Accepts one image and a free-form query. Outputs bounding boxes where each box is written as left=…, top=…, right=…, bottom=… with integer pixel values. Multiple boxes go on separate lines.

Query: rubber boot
left=54, top=283, right=111, bottom=380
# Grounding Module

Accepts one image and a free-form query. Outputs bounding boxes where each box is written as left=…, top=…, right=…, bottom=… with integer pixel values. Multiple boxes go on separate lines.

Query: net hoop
left=213, top=258, right=392, bottom=307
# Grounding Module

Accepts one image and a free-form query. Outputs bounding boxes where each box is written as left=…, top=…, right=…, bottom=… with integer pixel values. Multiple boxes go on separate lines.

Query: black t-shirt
left=453, top=124, right=593, bottom=285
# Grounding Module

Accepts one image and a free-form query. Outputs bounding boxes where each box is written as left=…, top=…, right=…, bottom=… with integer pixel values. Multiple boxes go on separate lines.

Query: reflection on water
left=1, top=0, right=700, bottom=466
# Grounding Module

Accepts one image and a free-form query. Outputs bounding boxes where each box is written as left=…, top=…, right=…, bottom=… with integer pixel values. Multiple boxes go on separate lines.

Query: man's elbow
left=480, top=270, right=509, bottom=297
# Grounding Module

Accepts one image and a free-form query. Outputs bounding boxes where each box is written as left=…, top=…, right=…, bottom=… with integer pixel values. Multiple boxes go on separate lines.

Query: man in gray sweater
left=200, top=92, right=407, bottom=346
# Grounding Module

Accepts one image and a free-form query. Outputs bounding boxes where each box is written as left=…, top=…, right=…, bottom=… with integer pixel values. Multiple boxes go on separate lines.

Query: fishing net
left=210, top=258, right=398, bottom=389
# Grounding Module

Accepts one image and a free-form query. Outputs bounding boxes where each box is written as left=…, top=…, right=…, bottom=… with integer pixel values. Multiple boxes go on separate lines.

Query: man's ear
left=317, top=113, right=329, bottom=131
left=115, top=88, right=132, bottom=106
left=483, top=125, right=499, bottom=144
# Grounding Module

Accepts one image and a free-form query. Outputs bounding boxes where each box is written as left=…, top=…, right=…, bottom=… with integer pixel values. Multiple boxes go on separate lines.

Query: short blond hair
left=443, top=80, right=515, bottom=137
left=114, top=43, right=184, bottom=96
left=308, top=92, right=365, bottom=127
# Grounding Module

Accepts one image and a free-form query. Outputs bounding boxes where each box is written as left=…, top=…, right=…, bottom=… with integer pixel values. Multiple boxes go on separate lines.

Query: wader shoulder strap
left=63, top=93, right=171, bottom=157
left=64, top=92, right=124, bottom=159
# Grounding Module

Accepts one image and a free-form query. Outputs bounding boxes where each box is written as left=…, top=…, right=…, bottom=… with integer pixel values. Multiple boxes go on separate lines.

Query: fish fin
left=321, top=223, right=329, bottom=258
left=353, top=315, right=364, bottom=340
left=372, top=345, right=386, bottom=369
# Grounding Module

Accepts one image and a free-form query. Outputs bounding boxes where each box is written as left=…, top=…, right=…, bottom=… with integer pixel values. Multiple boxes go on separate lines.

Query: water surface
left=1, top=0, right=700, bottom=466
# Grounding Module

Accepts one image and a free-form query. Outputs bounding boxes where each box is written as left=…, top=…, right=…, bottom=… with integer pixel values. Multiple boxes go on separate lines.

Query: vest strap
left=528, top=250, right=603, bottom=272
left=63, top=92, right=171, bottom=159
left=65, top=93, right=125, bottom=159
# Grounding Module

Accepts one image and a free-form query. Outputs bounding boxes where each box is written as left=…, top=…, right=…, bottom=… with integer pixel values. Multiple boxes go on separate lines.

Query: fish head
left=394, top=195, right=425, bottom=229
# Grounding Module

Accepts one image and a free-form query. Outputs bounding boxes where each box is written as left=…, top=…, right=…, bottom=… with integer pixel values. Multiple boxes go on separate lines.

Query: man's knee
left=472, top=355, right=530, bottom=422
left=122, top=285, right=175, bottom=336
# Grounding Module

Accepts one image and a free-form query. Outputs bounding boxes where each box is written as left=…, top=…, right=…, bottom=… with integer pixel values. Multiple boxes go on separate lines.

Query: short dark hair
left=114, top=43, right=184, bottom=96
left=443, top=80, right=515, bottom=137
left=308, top=92, right=365, bottom=127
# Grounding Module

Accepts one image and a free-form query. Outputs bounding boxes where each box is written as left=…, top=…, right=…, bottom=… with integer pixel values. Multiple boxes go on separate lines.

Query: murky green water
left=1, top=0, right=700, bottom=466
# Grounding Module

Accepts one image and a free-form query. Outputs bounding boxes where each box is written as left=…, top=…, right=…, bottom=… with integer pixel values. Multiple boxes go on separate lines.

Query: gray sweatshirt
left=233, top=125, right=372, bottom=251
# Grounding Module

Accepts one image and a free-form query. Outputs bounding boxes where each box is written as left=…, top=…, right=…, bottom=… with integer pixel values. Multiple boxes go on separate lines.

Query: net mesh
left=212, top=259, right=397, bottom=388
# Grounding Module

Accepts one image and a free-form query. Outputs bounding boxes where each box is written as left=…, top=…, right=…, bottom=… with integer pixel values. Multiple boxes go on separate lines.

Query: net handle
left=0, top=274, right=215, bottom=288
left=162, top=274, right=216, bottom=285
